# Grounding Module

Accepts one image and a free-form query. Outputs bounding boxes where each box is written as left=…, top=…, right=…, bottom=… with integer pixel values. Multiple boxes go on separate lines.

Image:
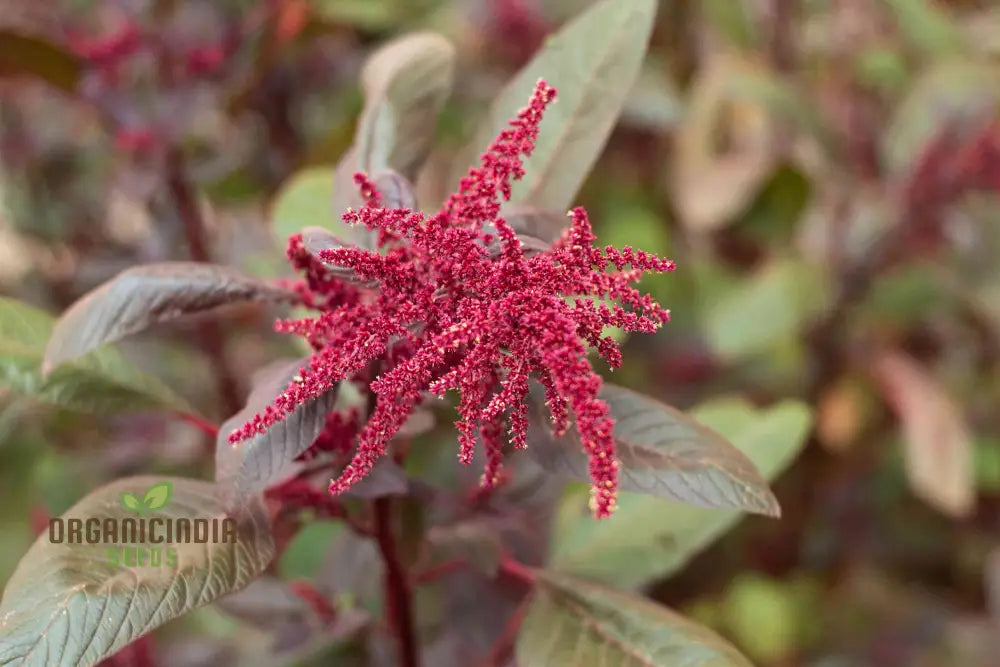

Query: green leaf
left=0, top=31, right=81, bottom=94
left=0, top=297, right=192, bottom=415
left=0, top=297, right=56, bottom=395
left=43, top=263, right=294, bottom=372
left=527, top=383, right=780, bottom=516
left=883, top=0, right=963, bottom=57
left=703, top=258, right=829, bottom=362
left=517, top=570, right=753, bottom=666
left=452, top=0, right=656, bottom=212
left=119, top=492, right=142, bottom=514
left=550, top=399, right=812, bottom=588
left=0, top=476, right=275, bottom=666
left=216, top=358, right=340, bottom=498
left=270, top=167, right=368, bottom=249
left=142, top=481, right=173, bottom=511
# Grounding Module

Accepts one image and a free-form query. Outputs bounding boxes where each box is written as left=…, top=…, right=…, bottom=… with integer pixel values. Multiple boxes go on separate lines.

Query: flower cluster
left=230, top=80, right=675, bottom=518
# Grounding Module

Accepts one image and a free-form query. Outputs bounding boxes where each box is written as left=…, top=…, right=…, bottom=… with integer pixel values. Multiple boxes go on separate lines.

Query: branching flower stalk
left=229, top=80, right=675, bottom=518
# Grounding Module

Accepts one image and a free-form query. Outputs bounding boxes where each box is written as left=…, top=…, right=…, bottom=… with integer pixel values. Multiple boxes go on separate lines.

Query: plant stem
left=164, top=148, right=243, bottom=416
left=498, top=553, right=536, bottom=585
left=483, top=598, right=531, bottom=667
left=174, top=411, right=220, bottom=438
left=373, top=496, right=420, bottom=667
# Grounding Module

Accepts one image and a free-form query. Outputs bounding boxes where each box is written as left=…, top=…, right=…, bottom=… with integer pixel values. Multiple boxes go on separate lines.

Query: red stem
left=174, top=411, right=219, bottom=438
left=164, top=148, right=243, bottom=416
left=498, top=554, right=537, bottom=584
left=373, top=496, right=420, bottom=667
left=412, top=558, right=467, bottom=585
left=483, top=598, right=532, bottom=667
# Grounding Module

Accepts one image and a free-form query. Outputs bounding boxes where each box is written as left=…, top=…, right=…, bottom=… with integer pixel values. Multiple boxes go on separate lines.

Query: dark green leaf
left=0, top=31, right=81, bottom=94
left=43, top=263, right=294, bottom=372
left=452, top=0, right=656, bottom=212
left=517, top=570, right=753, bottom=666
left=0, top=476, right=274, bottom=666
left=0, top=297, right=193, bottom=415
left=216, top=358, right=339, bottom=498
left=550, top=399, right=811, bottom=588
left=527, top=382, right=780, bottom=516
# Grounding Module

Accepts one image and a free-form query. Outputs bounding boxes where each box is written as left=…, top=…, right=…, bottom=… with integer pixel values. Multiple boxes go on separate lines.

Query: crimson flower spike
left=229, top=80, right=676, bottom=518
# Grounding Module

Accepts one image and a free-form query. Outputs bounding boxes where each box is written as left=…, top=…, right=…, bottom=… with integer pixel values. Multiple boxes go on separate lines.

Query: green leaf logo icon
left=119, top=482, right=172, bottom=515
left=142, top=482, right=172, bottom=512
left=120, top=492, right=142, bottom=514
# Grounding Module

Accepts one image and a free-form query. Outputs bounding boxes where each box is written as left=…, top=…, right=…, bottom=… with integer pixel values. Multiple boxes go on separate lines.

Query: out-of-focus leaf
left=270, top=167, right=366, bottom=249
left=216, top=358, right=339, bottom=498
left=425, top=520, right=504, bottom=577
left=872, top=351, right=974, bottom=518
left=517, top=570, right=753, bottom=666
left=452, top=0, right=656, bottom=213
left=621, top=60, right=682, bottom=132
left=974, top=438, right=1000, bottom=494
left=701, top=0, right=757, bottom=49
left=0, top=297, right=192, bottom=414
left=0, top=31, right=81, bottom=93
left=308, top=0, right=399, bottom=30
left=670, top=55, right=774, bottom=232
left=882, top=61, right=1000, bottom=177
left=527, top=383, right=780, bottom=516
left=0, top=297, right=60, bottom=395
left=342, top=459, right=408, bottom=499
left=43, top=263, right=293, bottom=372
left=550, top=399, right=811, bottom=588
left=721, top=574, right=799, bottom=664
left=0, top=476, right=274, bottom=667
left=214, top=576, right=310, bottom=627
left=703, top=258, right=829, bottom=362
left=740, top=165, right=811, bottom=242
left=353, top=32, right=455, bottom=182
left=883, top=0, right=963, bottom=57
left=280, top=520, right=345, bottom=582
left=816, top=376, right=869, bottom=453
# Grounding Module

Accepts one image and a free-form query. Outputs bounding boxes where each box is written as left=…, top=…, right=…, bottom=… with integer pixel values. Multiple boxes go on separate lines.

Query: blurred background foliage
left=3, top=0, right=1000, bottom=665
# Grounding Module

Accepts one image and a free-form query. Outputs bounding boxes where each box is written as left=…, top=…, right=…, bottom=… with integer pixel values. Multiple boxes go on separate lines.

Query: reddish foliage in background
left=229, top=81, right=675, bottom=518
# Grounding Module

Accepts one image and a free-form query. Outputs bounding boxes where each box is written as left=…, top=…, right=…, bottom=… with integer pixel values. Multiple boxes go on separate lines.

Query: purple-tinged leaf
left=300, top=227, right=379, bottom=288
left=526, top=382, right=780, bottom=516
left=43, top=262, right=295, bottom=373
left=342, top=459, right=409, bottom=499
left=425, top=520, right=504, bottom=577
left=517, top=570, right=753, bottom=666
left=216, top=358, right=339, bottom=498
left=0, top=476, right=274, bottom=667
